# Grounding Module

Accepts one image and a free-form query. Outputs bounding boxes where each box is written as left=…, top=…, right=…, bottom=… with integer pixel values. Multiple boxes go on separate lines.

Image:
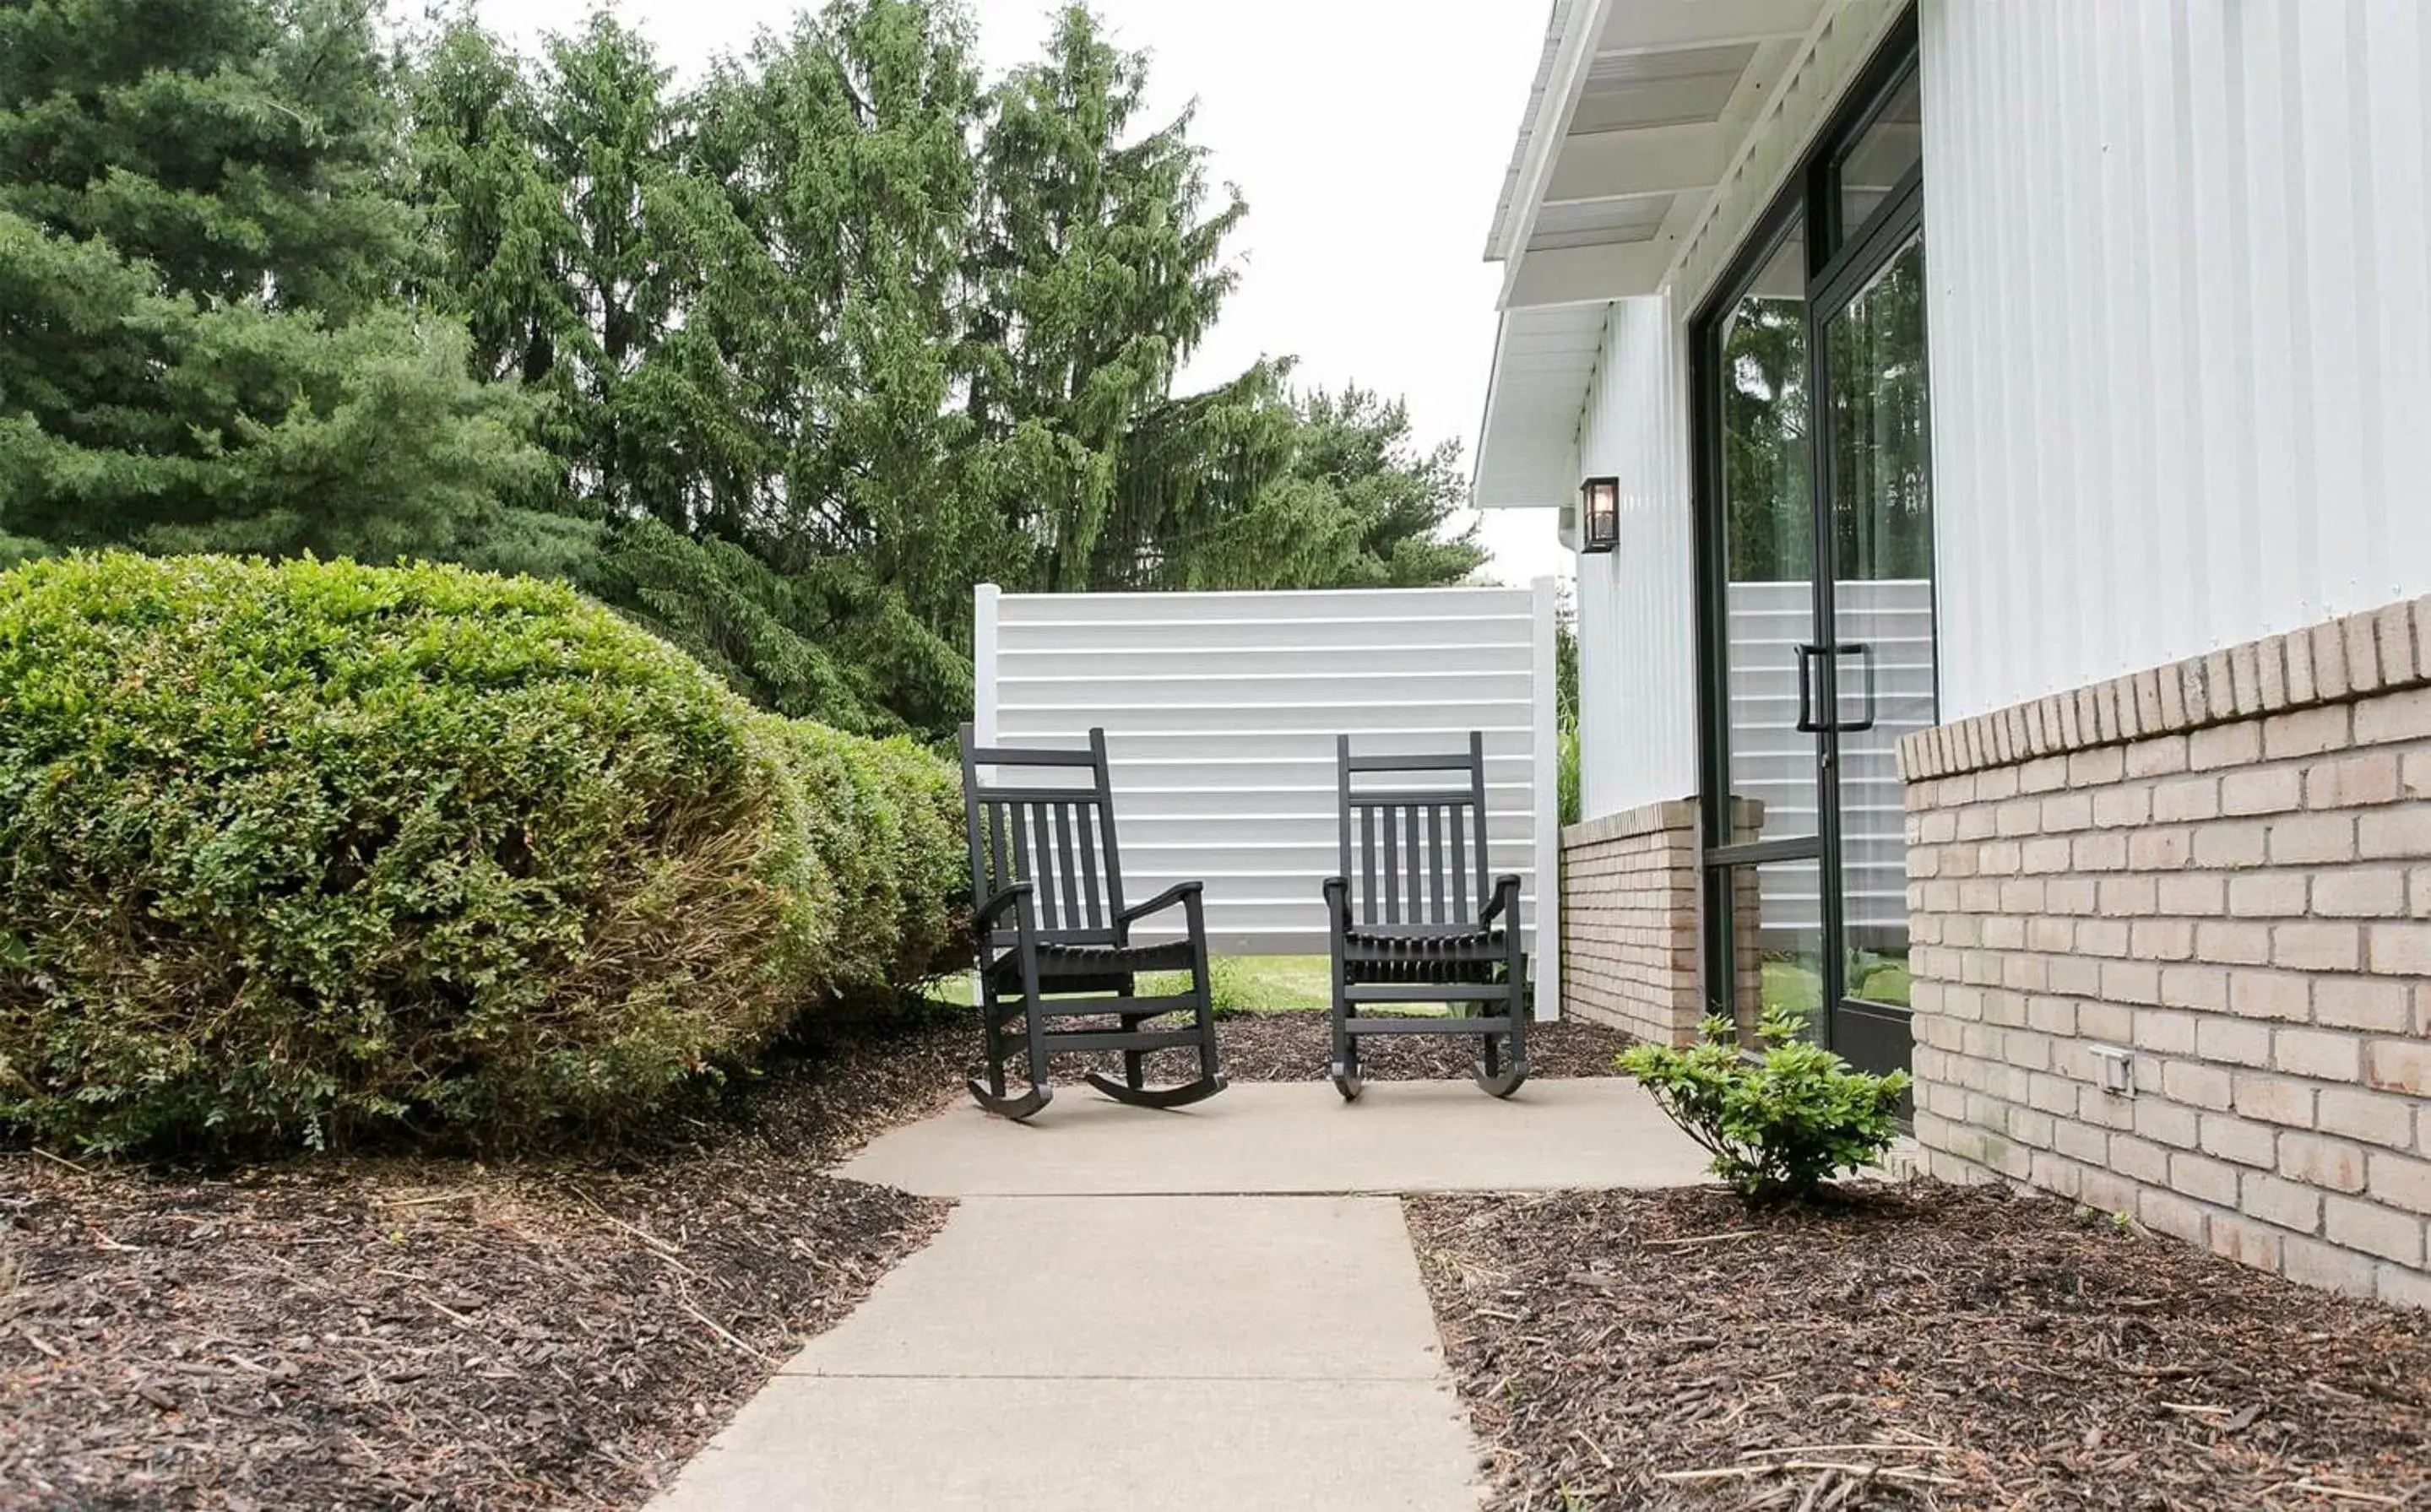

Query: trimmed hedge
left=0, top=554, right=963, bottom=1153
left=763, top=718, right=964, bottom=996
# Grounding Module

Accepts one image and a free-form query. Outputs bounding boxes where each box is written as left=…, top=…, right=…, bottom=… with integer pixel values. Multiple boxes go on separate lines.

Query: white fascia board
left=1597, top=0, right=1819, bottom=52
left=1490, top=0, right=1616, bottom=270
left=1471, top=311, right=1525, bottom=505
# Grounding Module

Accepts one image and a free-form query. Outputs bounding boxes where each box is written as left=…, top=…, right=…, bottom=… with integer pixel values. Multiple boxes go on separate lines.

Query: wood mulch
left=1, top=1008, right=974, bottom=1511
left=989, top=1008, right=1633, bottom=1087
left=1408, top=1182, right=2431, bottom=1511
left=1217, top=1010, right=1631, bottom=1082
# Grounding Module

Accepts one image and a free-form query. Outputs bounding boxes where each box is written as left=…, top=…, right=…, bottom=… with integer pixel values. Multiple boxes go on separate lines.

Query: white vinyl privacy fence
left=975, top=583, right=1561, bottom=1020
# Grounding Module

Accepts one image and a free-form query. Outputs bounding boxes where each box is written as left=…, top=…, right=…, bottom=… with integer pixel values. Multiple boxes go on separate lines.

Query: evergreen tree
left=678, top=0, right=987, bottom=588
left=406, top=17, right=578, bottom=391
left=1114, top=376, right=1488, bottom=593
left=410, top=9, right=686, bottom=515
left=967, top=3, right=1245, bottom=592
left=533, top=12, right=686, bottom=515
left=0, top=0, right=547, bottom=558
left=406, top=1, right=982, bottom=734
left=1288, top=386, right=1487, bottom=587
left=0, top=0, right=409, bottom=313
left=0, top=0, right=1494, bottom=737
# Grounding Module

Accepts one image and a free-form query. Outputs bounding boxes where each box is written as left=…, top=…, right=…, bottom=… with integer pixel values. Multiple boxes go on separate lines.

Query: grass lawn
left=1761, top=957, right=1824, bottom=1016
left=1760, top=957, right=1914, bottom=1017
left=1148, top=955, right=1334, bottom=1014
left=948, top=954, right=1339, bottom=1013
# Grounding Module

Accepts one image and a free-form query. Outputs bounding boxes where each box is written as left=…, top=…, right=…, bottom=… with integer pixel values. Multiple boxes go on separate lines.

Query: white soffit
left=1473, top=303, right=1612, bottom=511
left=1473, top=0, right=1826, bottom=510
left=1488, top=0, right=1824, bottom=310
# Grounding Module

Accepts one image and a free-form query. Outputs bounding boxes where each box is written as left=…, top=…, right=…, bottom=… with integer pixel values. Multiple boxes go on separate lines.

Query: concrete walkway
left=839, top=1077, right=1714, bottom=1196
left=655, top=1079, right=1712, bottom=1510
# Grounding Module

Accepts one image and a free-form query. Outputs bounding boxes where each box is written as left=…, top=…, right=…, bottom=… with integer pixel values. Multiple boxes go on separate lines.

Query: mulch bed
left=983, top=1008, right=1633, bottom=1087
left=1408, top=1182, right=2431, bottom=1510
left=1217, top=1010, right=1631, bottom=1082
left=1, top=1009, right=974, bottom=1511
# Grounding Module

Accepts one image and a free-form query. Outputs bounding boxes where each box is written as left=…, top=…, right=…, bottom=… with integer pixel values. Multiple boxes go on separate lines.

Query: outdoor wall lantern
left=1579, top=476, right=1620, bottom=554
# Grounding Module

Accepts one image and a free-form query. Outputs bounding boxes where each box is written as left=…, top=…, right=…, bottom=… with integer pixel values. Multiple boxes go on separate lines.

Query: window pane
left=1718, top=857, right=1827, bottom=1045
left=1718, top=224, right=1819, bottom=848
left=1826, top=235, right=1934, bottom=1009
left=1836, top=71, right=1921, bottom=246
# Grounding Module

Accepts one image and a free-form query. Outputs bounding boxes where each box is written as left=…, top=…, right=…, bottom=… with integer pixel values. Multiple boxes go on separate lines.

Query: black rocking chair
left=1323, top=731, right=1530, bottom=1101
left=958, top=725, right=1226, bottom=1121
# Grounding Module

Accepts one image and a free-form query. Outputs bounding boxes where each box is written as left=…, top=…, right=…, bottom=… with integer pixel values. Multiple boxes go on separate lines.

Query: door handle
left=1837, top=642, right=1878, bottom=733
left=1794, top=643, right=1824, bottom=733
left=1793, top=642, right=1877, bottom=734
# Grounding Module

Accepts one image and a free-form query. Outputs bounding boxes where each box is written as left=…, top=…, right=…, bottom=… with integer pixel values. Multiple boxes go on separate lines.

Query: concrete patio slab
left=837, top=1076, right=1715, bottom=1197
left=798, top=1195, right=1445, bottom=1380
left=654, top=1191, right=1484, bottom=1510
left=651, top=1375, right=1482, bottom=1512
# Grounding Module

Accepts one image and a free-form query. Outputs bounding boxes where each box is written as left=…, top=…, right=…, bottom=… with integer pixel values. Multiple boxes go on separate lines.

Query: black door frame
left=1690, top=12, right=1929, bottom=1070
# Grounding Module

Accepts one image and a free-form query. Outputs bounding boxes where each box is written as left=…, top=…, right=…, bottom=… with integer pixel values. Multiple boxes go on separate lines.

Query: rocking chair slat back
left=1336, top=731, right=1492, bottom=929
left=961, top=728, right=1126, bottom=945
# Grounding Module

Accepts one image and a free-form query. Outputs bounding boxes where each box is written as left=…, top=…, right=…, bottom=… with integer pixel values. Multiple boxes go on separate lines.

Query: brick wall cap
left=1562, top=798, right=1698, bottom=848
left=1901, top=596, right=2431, bottom=784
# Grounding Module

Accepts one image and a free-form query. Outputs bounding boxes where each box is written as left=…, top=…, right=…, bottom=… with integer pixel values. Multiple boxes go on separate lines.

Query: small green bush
left=0, top=553, right=958, bottom=1153
left=1619, top=1009, right=1910, bottom=1203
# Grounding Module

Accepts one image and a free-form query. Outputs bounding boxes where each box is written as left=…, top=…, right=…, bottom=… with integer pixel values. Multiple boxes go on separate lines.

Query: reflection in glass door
left=1822, top=234, right=1934, bottom=1075
left=1709, top=224, right=1826, bottom=1043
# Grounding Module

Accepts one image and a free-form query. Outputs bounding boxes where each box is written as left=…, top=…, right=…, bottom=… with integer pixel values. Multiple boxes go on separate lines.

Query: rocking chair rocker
left=1323, top=731, right=1531, bottom=1101
left=958, top=725, right=1226, bottom=1120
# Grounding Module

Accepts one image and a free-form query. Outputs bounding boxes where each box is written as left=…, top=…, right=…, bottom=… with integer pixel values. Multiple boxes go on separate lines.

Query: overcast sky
left=469, top=0, right=1571, bottom=588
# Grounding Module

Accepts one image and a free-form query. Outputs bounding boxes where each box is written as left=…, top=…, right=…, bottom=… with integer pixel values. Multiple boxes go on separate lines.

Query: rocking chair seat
left=1343, top=924, right=1507, bottom=957
left=987, top=936, right=1198, bottom=984
left=1342, top=925, right=1508, bottom=984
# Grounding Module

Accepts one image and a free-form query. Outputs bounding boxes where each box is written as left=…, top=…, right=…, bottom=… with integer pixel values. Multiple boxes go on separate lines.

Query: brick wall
left=1901, top=597, right=2431, bottom=1310
left=1559, top=800, right=1701, bottom=1044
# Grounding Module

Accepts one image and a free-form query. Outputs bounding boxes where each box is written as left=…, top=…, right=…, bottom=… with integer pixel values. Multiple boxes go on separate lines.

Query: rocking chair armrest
left=971, top=882, right=1036, bottom=928
left=1321, top=875, right=1349, bottom=922
left=1116, top=879, right=1203, bottom=926
left=1479, top=873, right=1525, bottom=927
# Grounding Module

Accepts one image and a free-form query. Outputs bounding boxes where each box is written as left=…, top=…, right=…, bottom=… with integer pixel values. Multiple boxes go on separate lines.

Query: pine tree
left=410, top=9, right=687, bottom=517
left=677, top=0, right=987, bottom=590
left=0, top=0, right=546, bottom=558
left=406, top=17, right=578, bottom=392
left=533, top=12, right=686, bottom=516
left=0, top=0, right=410, bottom=313
left=1288, top=386, right=1488, bottom=587
left=1106, top=376, right=1489, bottom=593
left=968, top=3, right=1245, bottom=593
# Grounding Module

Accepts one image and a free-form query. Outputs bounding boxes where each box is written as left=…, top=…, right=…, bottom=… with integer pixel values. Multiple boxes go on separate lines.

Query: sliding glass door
left=1694, top=25, right=1932, bottom=1077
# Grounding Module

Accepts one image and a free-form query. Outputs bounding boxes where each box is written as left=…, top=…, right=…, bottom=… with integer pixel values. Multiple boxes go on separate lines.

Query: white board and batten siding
left=974, top=583, right=1563, bottom=1021
left=1560, top=0, right=2431, bottom=829
left=1573, top=292, right=1700, bottom=821
left=1921, top=0, right=2431, bottom=720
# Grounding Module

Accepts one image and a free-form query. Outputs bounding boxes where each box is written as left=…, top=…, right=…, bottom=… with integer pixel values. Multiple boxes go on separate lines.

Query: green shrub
left=760, top=718, right=965, bottom=995
left=1619, top=1009, right=1910, bottom=1203
left=0, top=554, right=953, bottom=1154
